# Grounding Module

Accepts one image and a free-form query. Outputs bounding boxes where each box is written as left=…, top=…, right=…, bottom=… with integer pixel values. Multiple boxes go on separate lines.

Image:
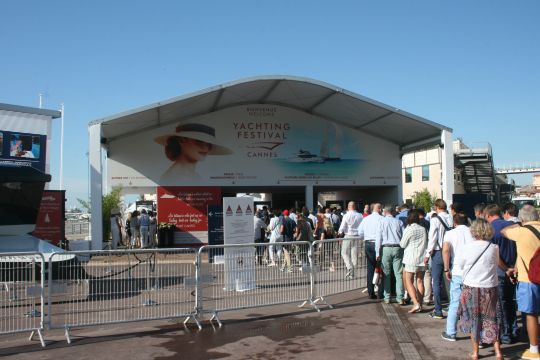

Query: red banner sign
left=32, top=190, right=65, bottom=245
left=157, top=187, right=221, bottom=232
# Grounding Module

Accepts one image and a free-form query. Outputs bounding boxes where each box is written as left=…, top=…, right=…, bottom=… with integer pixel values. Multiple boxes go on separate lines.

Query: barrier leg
left=183, top=313, right=202, bottom=330
left=38, top=329, right=45, bottom=347
left=209, top=311, right=222, bottom=327
left=29, top=329, right=46, bottom=347
left=298, top=298, right=321, bottom=312
left=65, top=327, right=71, bottom=344
left=313, top=296, right=333, bottom=309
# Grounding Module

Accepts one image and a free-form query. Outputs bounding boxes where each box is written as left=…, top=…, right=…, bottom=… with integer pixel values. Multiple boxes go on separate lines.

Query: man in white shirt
left=358, top=203, right=383, bottom=298
left=424, top=199, right=453, bottom=319
left=254, top=212, right=268, bottom=265
left=338, top=201, right=363, bottom=279
left=289, top=208, right=298, bottom=223
left=308, top=210, right=318, bottom=230
left=441, top=212, right=475, bottom=341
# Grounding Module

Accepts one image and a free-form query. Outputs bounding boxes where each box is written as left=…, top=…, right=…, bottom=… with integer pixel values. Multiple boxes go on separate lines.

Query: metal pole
left=59, top=103, right=65, bottom=190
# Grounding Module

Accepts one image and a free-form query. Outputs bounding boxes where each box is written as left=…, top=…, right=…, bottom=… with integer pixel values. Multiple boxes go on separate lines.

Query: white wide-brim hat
left=154, top=123, right=232, bottom=155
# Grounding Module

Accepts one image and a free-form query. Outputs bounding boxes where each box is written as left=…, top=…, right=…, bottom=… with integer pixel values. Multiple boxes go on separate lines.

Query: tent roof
left=90, top=75, right=451, bottom=149
left=0, top=103, right=61, bottom=118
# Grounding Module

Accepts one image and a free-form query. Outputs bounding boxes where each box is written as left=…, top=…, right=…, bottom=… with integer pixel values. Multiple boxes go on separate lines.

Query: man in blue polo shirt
left=485, top=203, right=518, bottom=344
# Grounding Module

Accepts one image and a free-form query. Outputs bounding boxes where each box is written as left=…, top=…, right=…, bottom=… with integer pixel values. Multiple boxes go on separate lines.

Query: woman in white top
left=400, top=210, right=428, bottom=313
left=455, top=218, right=502, bottom=360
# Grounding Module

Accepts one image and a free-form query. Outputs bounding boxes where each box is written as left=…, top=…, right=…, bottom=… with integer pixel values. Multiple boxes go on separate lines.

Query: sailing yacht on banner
left=287, top=122, right=343, bottom=163
left=320, top=122, right=342, bottom=161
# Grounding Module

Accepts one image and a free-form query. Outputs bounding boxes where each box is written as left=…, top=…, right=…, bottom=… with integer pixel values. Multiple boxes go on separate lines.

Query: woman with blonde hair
left=455, top=218, right=503, bottom=360
left=400, top=209, right=427, bottom=313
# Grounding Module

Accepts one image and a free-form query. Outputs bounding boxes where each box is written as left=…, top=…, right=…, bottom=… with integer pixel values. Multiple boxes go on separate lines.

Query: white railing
left=0, top=252, right=45, bottom=347
left=1, top=238, right=367, bottom=346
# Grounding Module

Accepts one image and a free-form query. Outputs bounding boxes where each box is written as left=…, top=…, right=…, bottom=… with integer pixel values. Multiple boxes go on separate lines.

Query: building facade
left=401, top=140, right=466, bottom=204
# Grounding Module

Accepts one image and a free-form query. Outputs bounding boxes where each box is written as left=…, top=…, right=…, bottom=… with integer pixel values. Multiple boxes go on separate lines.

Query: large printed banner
left=32, top=190, right=65, bottom=245
left=156, top=186, right=221, bottom=232
left=108, top=105, right=401, bottom=188
left=0, top=130, right=47, bottom=171
left=223, top=197, right=256, bottom=292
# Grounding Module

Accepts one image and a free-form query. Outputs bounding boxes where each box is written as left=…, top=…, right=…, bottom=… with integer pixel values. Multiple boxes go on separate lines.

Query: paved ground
left=0, top=290, right=531, bottom=359
left=401, top=302, right=529, bottom=360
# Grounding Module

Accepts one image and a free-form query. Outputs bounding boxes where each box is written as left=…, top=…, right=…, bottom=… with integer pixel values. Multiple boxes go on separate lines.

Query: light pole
left=59, top=103, right=64, bottom=190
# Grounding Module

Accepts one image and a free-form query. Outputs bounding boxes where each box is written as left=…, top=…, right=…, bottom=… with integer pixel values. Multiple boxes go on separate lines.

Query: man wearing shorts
left=502, top=205, right=540, bottom=359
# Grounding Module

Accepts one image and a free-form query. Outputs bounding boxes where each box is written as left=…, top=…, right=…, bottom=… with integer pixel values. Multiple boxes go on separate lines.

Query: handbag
left=373, top=266, right=383, bottom=285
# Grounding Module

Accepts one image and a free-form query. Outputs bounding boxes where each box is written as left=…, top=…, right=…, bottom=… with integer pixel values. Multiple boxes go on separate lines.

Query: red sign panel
left=157, top=187, right=221, bottom=232
left=32, top=190, right=65, bottom=245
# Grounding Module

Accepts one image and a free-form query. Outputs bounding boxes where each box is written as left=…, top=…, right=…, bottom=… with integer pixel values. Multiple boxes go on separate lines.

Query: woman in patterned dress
left=455, top=218, right=503, bottom=360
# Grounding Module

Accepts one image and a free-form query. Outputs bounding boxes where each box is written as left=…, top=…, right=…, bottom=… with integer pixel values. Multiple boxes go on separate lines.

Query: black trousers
left=365, top=241, right=383, bottom=297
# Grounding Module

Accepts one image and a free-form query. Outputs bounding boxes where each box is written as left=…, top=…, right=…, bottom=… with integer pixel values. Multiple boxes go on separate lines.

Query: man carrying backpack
left=424, top=199, right=453, bottom=319
left=502, top=204, right=540, bottom=360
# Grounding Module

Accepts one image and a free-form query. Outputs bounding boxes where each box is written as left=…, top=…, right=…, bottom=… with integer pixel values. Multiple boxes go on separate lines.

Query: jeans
left=381, top=246, right=404, bottom=302
left=140, top=226, right=149, bottom=248
left=497, top=268, right=518, bottom=340
left=446, top=275, right=462, bottom=336
left=431, top=250, right=444, bottom=314
left=365, top=241, right=382, bottom=297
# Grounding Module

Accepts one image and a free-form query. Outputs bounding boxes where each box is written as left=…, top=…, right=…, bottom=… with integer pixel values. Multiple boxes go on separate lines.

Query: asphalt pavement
left=0, top=290, right=531, bottom=359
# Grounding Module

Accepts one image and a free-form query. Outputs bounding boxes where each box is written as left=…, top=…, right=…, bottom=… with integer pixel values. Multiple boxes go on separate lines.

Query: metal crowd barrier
left=197, top=241, right=313, bottom=326
left=47, top=248, right=199, bottom=343
left=311, top=238, right=366, bottom=308
left=65, top=221, right=90, bottom=236
left=0, top=252, right=45, bottom=347
left=0, top=238, right=368, bottom=345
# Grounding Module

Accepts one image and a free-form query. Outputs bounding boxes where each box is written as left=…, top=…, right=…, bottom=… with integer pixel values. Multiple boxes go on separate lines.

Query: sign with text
left=157, top=186, right=221, bottom=232
left=108, top=105, right=401, bottom=188
left=207, top=204, right=224, bottom=246
left=223, top=196, right=255, bottom=292
left=207, top=204, right=224, bottom=263
left=32, top=190, right=65, bottom=245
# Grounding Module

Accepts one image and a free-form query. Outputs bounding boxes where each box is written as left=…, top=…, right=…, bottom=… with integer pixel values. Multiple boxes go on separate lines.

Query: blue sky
left=1, top=0, right=539, bottom=207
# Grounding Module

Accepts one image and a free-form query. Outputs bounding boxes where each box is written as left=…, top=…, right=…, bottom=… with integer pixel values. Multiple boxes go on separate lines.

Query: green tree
left=412, top=188, right=437, bottom=212
left=102, top=185, right=123, bottom=241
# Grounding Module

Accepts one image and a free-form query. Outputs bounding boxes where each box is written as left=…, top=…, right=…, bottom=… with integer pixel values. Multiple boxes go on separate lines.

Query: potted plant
left=158, top=222, right=176, bottom=248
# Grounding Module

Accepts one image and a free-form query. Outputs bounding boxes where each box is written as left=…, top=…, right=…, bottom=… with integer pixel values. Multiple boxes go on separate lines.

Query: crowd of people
left=109, top=209, right=158, bottom=249
left=253, top=200, right=540, bottom=360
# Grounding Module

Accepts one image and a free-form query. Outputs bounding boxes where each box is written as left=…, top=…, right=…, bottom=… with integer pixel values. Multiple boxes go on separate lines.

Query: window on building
left=422, top=165, right=430, bottom=181
left=405, top=168, right=412, bottom=183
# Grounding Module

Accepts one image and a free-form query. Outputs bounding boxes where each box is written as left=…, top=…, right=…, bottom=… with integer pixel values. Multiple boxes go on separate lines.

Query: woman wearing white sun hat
left=155, top=123, right=232, bottom=182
